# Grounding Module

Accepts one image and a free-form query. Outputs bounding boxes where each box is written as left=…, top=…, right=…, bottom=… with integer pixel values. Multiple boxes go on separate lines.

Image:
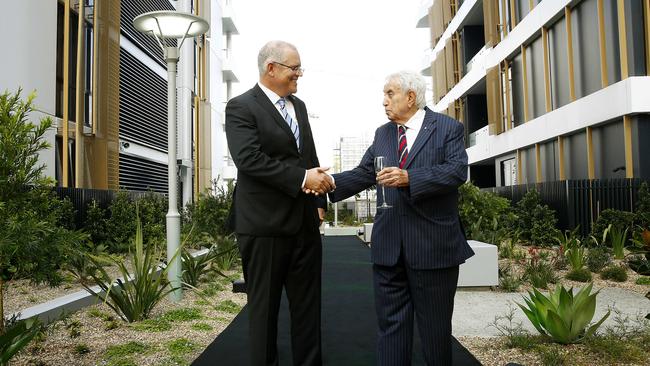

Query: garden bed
left=12, top=269, right=245, bottom=366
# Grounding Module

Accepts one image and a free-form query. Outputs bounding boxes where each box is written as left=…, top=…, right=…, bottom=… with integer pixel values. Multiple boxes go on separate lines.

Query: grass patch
left=103, top=341, right=152, bottom=365
left=600, top=265, right=628, bottom=282
left=87, top=308, right=112, bottom=320
left=565, top=268, right=592, bottom=282
left=191, top=322, right=213, bottom=332
left=194, top=299, right=210, bottom=306
left=131, top=318, right=172, bottom=332
left=635, top=276, right=650, bottom=285
left=167, top=338, right=199, bottom=358
left=215, top=300, right=240, bottom=314
left=161, top=307, right=203, bottom=322
left=74, top=343, right=91, bottom=355
left=583, top=335, right=647, bottom=364
left=535, top=344, right=569, bottom=365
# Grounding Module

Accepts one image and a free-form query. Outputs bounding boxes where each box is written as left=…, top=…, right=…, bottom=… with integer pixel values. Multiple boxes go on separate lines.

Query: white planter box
left=458, top=240, right=499, bottom=287
left=324, top=226, right=362, bottom=236
left=362, top=223, right=373, bottom=243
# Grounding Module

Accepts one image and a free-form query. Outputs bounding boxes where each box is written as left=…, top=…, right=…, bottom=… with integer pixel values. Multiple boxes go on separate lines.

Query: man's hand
left=304, top=167, right=335, bottom=195
left=317, top=208, right=325, bottom=225
left=377, top=167, right=409, bottom=188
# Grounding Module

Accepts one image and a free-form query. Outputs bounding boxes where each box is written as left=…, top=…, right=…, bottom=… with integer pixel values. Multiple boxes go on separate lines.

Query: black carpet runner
left=192, top=236, right=481, bottom=365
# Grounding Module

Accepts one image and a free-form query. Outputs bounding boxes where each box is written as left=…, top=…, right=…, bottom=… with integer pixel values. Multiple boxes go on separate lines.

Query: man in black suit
left=328, top=71, right=474, bottom=365
left=225, top=40, right=334, bottom=366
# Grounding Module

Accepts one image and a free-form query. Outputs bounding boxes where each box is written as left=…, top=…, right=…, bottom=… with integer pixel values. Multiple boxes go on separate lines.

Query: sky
left=230, top=0, right=430, bottom=167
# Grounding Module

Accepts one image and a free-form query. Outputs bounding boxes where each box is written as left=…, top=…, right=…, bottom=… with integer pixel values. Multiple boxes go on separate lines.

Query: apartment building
left=418, top=0, right=650, bottom=188
left=1, top=0, right=238, bottom=205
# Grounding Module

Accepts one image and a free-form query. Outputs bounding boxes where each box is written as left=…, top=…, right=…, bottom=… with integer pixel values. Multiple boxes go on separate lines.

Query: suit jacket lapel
left=387, top=122, right=399, bottom=166
left=403, top=108, right=436, bottom=169
left=252, top=85, right=297, bottom=143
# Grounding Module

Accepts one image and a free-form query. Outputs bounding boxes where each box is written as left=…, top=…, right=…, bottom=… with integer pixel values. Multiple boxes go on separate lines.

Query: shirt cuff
left=301, top=171, right=307, bottom=189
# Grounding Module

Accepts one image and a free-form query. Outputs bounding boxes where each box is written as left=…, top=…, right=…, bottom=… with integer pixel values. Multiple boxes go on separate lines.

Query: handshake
left=303, top=167, right=336, bottom=196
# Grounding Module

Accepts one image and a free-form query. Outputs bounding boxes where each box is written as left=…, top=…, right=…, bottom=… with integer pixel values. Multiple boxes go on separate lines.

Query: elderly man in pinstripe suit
left=328, top=71, right=474, bottom=365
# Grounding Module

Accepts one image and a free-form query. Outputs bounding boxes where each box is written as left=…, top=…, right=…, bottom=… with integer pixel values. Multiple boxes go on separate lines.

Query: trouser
left=237, top=227, right=322, bottom=366
left=373, top=253, right=459, bottom=366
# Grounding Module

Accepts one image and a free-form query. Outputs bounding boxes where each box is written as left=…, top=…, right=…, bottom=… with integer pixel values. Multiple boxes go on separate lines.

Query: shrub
left=0, top=89, right=85, bottom=338
left=627, top=255, right=650, bottom=276
left=499, top=264, right=522, bottom=292
left=459, top=182, right=516, bottom=244
left=213, top=235, right=239, bottom=271
left=635, top=276, right=650, bottom=285
left=600, top=265, right=628, bottom=282
left=57, top=197, right=77, bottom=230
left=523, top=249, right=558, bottom=289
left=137, top=191, right=166, bottom=246
left=85, top=199, right=108, bottom=246
left=183, top=179, right=234, bottom=245
left=587, top=247, right=611, bottom=273
left=517, top=283, right=610, bottom=344
left=105, top=191, right=136, bottom=253
left=591, top=209, right=635, bottom=247
left=565, top=268, right=592, bottom=282
left=515, top=190, right=558, bottom=247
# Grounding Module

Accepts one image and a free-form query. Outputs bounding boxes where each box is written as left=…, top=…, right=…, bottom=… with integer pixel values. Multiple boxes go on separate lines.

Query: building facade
left=418, top=0, right=650, bottom=188
left=1, top=0, right=238, bottom=205
left=334, top=135, right=377, bottom=221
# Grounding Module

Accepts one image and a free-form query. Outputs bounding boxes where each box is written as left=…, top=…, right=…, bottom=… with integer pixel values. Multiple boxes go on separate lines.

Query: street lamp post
left=133, top=11, right=209, bottom=301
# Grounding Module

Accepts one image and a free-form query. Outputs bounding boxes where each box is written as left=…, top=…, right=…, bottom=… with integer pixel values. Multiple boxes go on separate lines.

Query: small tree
left=0, top=90, right=82, bottom=335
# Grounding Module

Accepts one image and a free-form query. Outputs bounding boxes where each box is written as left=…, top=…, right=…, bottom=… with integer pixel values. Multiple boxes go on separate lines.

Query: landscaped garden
left=456, top=182, right=650, bottom=365
left=1, top=90, right=243, bottom=365
left=2, top=89, right=649, bottom=365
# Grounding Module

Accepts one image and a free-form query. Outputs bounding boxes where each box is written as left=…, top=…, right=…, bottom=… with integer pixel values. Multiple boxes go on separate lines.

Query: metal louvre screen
left=119, top=154, right=168, bottom=193
left=120, top=0, right=176, bottom=67
left=119, top=48, right=168, bottom=150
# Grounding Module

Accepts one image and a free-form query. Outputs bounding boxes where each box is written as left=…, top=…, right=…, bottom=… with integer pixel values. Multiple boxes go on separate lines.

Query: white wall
left=0, top=1, right=58, bottom=178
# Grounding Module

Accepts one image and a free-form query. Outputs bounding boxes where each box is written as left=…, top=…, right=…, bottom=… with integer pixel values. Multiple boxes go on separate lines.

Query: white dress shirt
left=400, top=108, right=426, bottom=150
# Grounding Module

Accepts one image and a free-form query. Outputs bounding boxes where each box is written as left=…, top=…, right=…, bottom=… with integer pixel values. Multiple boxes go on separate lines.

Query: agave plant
left=81, top=214, right=178, bottom=322
left=517, top=283, right=610, bottom=344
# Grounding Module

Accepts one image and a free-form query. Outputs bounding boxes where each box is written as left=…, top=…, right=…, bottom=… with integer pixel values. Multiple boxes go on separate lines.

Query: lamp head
left=133, top=11, right=209, bottom=39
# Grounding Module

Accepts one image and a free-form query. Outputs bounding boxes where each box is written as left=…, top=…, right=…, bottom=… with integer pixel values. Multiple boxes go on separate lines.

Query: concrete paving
left=452, top=287, right=650, bottom=337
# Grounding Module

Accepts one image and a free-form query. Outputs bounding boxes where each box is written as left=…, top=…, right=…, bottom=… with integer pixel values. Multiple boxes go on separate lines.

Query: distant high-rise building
left=334, top=135, right=376, bottom=221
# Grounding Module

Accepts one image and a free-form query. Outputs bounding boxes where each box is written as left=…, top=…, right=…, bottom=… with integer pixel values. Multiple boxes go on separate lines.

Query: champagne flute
left=374, top=156, right=392, bottom=209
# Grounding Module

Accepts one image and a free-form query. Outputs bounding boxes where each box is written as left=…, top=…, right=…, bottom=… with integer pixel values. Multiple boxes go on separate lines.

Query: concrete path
left=452, top=287, right=650, bottom=337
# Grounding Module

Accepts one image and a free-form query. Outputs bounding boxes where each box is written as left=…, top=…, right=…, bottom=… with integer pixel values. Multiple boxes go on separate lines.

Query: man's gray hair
left=257, top=40, right=297, bottom=76
left=385, top=71, right=427, bottom=109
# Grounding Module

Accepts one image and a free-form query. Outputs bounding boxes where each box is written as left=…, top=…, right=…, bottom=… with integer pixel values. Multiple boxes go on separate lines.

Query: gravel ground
left=458, top=336, right=650, bottom=366
left=12, top=269, right=246, bottom=366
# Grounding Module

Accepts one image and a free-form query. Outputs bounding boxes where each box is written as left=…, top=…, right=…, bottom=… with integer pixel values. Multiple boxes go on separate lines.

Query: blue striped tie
left=277, top=98, right=300, bottom=150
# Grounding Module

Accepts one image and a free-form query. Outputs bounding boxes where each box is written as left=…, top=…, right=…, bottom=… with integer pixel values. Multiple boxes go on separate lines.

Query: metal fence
left=483, top=179, right=645, bottom=237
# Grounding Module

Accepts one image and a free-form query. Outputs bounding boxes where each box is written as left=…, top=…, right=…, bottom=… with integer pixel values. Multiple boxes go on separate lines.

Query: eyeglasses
left=272, top=61, right=305, bottom=73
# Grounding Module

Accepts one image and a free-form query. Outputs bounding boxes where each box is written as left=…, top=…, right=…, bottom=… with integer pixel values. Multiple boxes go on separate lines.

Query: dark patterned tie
left=398, top=125, right=408, bottom=169
left=277, top=97, right=300, bottom=150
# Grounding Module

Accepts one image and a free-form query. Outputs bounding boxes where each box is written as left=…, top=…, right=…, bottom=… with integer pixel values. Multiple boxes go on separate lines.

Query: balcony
left=416, top=0, right=433, bottom=28
left=222, top=1, right=239, bottom=35
left=222, top=49, right=238, bottom=82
